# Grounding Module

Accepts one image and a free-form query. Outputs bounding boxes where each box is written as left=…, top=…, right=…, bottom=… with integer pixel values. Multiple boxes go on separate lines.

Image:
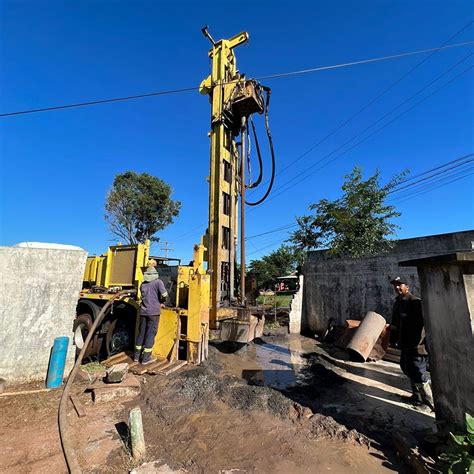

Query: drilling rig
left=75, top=28, right=274, bottom=366
left=200, top=27, right=275, bottom=342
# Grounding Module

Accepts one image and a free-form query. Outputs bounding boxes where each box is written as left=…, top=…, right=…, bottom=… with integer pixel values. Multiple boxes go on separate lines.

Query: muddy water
left=218, top=334, right=311, bottom=389
left=140, top=333, right=396, bottom=473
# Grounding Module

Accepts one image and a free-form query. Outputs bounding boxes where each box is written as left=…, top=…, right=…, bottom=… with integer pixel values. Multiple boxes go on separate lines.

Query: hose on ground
left=58, top=290, right=135, bottom=473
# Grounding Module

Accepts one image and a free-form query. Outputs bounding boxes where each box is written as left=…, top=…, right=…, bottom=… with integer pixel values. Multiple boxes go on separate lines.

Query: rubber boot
left=416, top=382, right=435, bottom=411
left=406, top=383, right=423, bottom=405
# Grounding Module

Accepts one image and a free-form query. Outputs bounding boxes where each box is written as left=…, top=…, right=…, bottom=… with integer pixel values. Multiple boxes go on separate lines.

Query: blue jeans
left=400, top=350, right=429, bottom=384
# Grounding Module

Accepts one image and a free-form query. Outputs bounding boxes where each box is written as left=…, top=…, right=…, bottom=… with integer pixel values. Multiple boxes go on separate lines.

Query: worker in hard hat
left=134, top=266, right=168, bottom=364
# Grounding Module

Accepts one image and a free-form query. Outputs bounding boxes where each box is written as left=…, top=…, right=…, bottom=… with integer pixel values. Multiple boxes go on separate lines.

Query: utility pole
left=200, top=27, right=249, bottom=328
left=160, top=241, right=174, bottom=259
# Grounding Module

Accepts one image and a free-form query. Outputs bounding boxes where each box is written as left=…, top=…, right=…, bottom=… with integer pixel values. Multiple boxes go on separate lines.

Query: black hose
left=58, top=290, right=135, bottom=473
left=246, top=118, right=263, bottom=189
left=245, top=88, right=276, bottom=206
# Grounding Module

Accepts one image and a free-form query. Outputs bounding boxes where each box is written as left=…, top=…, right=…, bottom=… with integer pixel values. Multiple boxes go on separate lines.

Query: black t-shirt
left=392, top=292, right=427, bottom=355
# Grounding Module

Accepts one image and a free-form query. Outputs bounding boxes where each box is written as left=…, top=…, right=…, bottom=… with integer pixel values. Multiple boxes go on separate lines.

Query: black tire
left=105, top=318, right=134, bottom=357
left=73, top=313, right=92, bottom=352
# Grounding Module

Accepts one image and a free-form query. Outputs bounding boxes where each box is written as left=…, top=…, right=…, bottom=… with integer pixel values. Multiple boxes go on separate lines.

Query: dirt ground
left=0, top=328, right=434, bottom=473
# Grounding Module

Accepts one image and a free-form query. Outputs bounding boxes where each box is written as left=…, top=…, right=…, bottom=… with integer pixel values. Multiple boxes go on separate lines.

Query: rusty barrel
left=346, top=311, right=386, bottom=361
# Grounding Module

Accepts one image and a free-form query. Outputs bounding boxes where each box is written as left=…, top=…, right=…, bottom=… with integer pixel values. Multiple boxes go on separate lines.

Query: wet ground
left=0, top=328, right=436, bottom=472
left=214, top=329, right=435, bottom=458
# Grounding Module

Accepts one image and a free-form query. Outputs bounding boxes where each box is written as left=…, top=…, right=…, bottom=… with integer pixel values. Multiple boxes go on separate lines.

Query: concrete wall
left=0, top=244, right=87, bottom=384
left=289, top=275, right=304, bottom=334
left=402, top=254, right=474, bottom=432
left=301, top=231, right=474, bottom=332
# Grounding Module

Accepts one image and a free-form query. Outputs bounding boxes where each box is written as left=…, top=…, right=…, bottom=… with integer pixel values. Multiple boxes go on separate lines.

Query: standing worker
left=134, top=266, right=168, bottom=364
left=390, top=277, right=434, bottom=409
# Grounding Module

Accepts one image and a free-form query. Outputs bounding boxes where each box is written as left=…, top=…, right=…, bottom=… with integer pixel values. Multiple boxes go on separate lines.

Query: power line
left=247, top=21, right=473, bottom=193
left=257, top=61, right=473, bottom=205
left=255, top=40, right=474, bottom=81
left=394, top=153, right=474, bottom=185
left=2, top=40, right=473, bottom=118
left=245, top=223, right=297, bottom=240
left=262, top=54, right=472, bottom=201
left=173, top=223, right=207, bottom=242
left=389, top=163, right=474, bottom=199
left=247, top=238, right=287, bottom=257
left=245, top=152, right=474, bottom=245
left=0, top=86, right=199, bottom=118
left=390, top=170, right=474, bottom=203
left=389, top=154, right=473, bottom=194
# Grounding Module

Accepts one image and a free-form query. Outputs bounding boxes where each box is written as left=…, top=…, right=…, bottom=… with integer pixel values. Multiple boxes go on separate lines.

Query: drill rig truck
left=74, top=28, right=275, bottom=367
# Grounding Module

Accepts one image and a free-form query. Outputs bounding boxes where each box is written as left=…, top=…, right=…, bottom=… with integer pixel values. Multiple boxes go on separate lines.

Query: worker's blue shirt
left=140, top=279, right=168, bottom=316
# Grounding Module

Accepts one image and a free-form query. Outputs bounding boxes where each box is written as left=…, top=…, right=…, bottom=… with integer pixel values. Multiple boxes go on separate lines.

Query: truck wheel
left=105, top=319, right=133, bottom=357
left=73, top=314, right=93, bottom=351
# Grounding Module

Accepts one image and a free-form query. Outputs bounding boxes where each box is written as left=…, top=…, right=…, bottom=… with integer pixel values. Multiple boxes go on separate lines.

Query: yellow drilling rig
left=74, top=28, right=275, bottom=367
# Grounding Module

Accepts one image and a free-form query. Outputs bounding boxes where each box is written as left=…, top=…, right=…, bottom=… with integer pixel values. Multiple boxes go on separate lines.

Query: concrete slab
left=92, top=374, right=141, bottom=403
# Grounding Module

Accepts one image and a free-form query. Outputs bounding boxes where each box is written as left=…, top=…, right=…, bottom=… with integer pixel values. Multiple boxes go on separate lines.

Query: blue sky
left=1, top=0, right=473, bottom=263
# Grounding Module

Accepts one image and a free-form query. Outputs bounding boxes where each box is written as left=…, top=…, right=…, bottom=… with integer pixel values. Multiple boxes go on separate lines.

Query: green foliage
left=439, top=414, right=474, bottom=474
left=256, top=294, right=293, bottom=307
left=248, top=244, right=301, bottom=289
left=105, top=171, right=181, bottom=244
left=289, top=166, right=407, bottom=258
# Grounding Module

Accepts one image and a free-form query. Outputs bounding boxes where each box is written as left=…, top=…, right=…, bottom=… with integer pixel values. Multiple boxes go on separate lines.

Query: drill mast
left=200, top=28, right=249, bottom=328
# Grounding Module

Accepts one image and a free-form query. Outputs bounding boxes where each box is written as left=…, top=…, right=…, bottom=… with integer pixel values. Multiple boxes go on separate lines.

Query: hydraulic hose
left=58, top=290, right=135, bottom=473
left=245, top=88, right=276, bottom=206
left=246, top=118, right=263, bottom=189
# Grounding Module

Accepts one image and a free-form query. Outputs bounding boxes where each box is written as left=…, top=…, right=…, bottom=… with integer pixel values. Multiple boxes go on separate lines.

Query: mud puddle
left=214, top=333, right=313, bottom=390
left=135, top=332, right=398, bottom=473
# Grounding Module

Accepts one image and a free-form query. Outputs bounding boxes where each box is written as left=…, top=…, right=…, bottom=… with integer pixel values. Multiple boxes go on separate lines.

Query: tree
left=248, top=244, right=303, bottom=289
left=105, top=171, right=181, bottom=244
left=289, top=166, right=406, bottom=257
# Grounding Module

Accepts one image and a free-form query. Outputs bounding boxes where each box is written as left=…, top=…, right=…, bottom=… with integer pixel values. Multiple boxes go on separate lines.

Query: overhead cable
left=232, top=153, right=474, bottom=244
left=255, top=40, right=474, bottom=81
left=388, top=154, right=473, bottom=194
left=256, top=61, right=473, bottom=205
left=247, top=21, right=473, bottom=193
left=1, top=39, right=473, bottom=118
left=394, top=153, right=474, bottom=184
left=0, top=86, right=199, bottom=118
left=390, top=170, right=474, bottom=203
left=245, top=223, right=298, bottom=240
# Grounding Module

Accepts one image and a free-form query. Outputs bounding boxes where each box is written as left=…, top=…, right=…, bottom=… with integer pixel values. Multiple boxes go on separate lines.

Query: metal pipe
left=229, top=135, right=236, bottom=301
left=240, top=116, right=247, bottom=304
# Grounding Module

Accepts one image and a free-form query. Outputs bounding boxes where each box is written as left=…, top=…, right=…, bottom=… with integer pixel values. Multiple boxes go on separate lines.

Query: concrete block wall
left=289, top=275, right=304, bottom=334
left=0, top=244, right=87, bottom=384
left=301, top=230, right=474, bottom=332
left=402, top=254, right=474, bottom=432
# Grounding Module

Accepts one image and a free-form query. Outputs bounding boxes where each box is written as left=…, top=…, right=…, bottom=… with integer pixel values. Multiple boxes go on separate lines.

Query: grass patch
left=80, top=361, right=106, bottom=374
left=256, top=294, right=293, bottom=308
left=264, top=319, right=281, bottom=330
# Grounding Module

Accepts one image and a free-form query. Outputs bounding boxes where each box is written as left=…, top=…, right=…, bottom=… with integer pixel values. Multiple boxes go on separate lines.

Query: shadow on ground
left=233, top=335, right=436, bottom=472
